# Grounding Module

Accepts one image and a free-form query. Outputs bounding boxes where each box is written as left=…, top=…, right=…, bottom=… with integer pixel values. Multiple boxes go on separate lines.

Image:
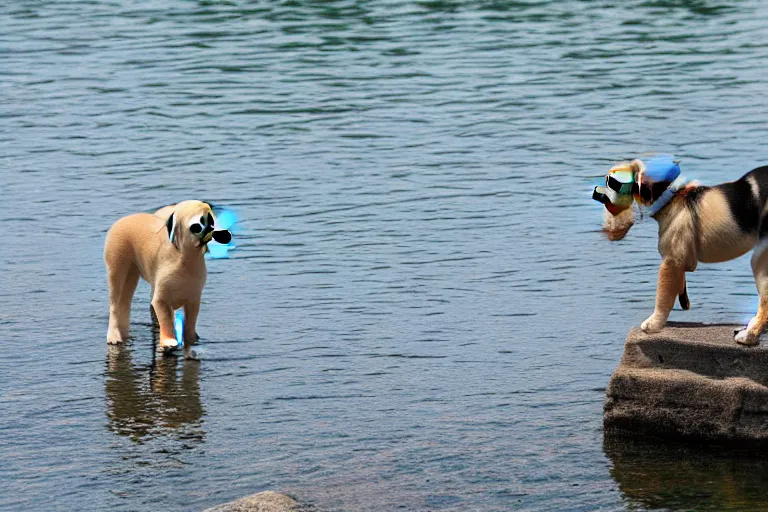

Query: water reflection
left=605, top=433, right=768, bottom=511
left=105, top=342, right=205, bottom=444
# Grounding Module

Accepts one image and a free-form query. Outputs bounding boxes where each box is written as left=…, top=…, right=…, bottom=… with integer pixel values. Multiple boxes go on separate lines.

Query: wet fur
left=630, top=166, right=768, bottom=345
left=104, top=200, right=216, bottom=358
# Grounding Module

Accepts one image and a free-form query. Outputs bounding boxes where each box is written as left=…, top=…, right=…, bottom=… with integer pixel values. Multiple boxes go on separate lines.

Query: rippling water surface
left=4, top=1, right=768, bottom=510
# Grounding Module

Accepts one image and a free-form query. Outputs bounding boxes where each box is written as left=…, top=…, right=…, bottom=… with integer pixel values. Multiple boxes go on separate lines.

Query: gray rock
left=604, top=322, right=768, bottom=445
left=203, top=491, right=305, bottom=512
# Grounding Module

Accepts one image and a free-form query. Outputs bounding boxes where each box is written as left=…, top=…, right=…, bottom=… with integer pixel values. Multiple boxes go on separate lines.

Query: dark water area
left=3, top=0, right=768, bottom=510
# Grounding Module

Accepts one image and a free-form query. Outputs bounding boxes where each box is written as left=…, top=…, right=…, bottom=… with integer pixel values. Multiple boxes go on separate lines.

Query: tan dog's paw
left=641, top=314, right=665, bottom=334
left=107, top=328, right=125, bottom=344
left=158, top=337, right=180, bottom=354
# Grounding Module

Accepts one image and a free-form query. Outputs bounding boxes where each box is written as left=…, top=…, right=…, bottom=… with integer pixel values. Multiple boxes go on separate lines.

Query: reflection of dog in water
left=604, top=433, right=768, bottom=511
left=105, top=338, right=205, bottom=443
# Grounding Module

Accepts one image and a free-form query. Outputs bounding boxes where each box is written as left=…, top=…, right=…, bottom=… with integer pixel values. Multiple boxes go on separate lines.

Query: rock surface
left=203, top=491, right=305, bottom=512
left=604, top=322, right=768, bottom=445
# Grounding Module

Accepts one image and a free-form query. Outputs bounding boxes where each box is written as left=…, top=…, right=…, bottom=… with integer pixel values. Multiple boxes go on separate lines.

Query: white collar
left=648, top=176, right=687, bottom=217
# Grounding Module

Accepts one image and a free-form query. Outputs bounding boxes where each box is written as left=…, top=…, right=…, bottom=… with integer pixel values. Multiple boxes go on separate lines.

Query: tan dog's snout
left=189, top=211, right=216, bottom=245
left=189, top=212, right=214, bottom=236
left=165, top=203, right=231, bottom=249
left=198, top=211, right=233, bottom=245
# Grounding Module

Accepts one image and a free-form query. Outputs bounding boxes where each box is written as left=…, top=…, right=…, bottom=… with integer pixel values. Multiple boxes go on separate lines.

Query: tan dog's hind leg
left=107, top=265, right=139, bottom=344
left=151, top=297, right=179, bottom=352
left=736, top=243, right=768, bottom=346
left=641, top=260, right=685, bottom=333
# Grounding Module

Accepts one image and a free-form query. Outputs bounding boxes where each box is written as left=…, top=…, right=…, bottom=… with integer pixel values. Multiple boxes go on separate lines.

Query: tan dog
left=598, top=159, right=768, bottom=345
left=104, top=200, right=231, bottom=357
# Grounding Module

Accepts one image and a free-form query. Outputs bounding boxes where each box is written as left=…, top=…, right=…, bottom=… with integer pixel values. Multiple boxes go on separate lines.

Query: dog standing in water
left=594, top=156, right=768, bottom=345
left=104, top=200, right=231, bottom=357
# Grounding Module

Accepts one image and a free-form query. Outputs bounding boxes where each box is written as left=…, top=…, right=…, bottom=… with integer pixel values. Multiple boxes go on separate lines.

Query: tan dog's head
left=165, top=200, right=232, bottom=251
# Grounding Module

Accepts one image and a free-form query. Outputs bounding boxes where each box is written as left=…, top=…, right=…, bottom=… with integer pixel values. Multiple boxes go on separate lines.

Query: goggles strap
left=648, top=176, right=687, bottom=217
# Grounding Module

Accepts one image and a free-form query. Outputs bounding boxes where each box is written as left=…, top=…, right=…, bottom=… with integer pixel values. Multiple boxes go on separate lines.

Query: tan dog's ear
left=166, top=212, right=178, bottom=248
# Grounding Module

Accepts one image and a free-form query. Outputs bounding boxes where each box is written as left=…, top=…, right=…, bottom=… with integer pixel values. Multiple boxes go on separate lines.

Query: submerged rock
left=605, top=322, right=768, bottom=445
left=203, top=491, right=306, bottom=512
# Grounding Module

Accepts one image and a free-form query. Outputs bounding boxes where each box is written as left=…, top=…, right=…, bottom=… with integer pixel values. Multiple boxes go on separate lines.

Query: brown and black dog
left=597, top=158, right=768, bottom=345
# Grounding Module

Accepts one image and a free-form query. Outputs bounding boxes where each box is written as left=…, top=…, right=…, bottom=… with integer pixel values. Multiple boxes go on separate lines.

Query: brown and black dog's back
left=639, top=165, right=768, bottom=345
left=658, top=167, right=768, bottom=266
left=703, top=166, right=768, bottom=235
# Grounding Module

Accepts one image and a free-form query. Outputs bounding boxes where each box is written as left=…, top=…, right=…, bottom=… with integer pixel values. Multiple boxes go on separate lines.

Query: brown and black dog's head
left=596, top=160, right=643, bottom=241
left=597, top=158, right=683, bottom=241
left=163, top=200, right=232, bottom=252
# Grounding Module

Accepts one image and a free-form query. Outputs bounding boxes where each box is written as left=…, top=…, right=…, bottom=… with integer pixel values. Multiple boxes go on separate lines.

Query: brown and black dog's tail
left=679, top=282, right=690, bottom=310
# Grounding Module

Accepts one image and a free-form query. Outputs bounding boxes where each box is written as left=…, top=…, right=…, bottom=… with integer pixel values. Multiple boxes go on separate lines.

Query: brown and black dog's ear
left=629, top=159, right=645, bottom=175
left=166, top=212, right=178, bottom=248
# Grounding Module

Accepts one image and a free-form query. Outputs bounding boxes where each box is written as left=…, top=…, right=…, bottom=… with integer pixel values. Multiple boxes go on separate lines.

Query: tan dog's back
left=104, top=213, right=167, bottom=285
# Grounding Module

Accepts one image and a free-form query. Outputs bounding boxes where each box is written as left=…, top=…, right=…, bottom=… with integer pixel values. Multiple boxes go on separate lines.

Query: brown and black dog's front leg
left=641, top=259, right=686, bottom=333
left=736, top=243, right=768, bottom=345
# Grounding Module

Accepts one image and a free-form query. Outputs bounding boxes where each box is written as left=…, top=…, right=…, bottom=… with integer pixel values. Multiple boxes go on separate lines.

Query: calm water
left=3, top=1, right=768, bottom=510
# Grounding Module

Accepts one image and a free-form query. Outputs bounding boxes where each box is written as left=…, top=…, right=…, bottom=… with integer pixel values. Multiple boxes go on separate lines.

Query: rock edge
left=604, top=322, right=768, bottom=446
left=203, top=491, right=307, bottom=512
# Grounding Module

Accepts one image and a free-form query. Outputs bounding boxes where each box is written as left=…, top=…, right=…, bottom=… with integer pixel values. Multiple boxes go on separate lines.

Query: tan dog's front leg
left=641, top=260, right=685, bottom=333
left=183, top=300, right=200, bottom=359
left=151, top=298, right=178, bottom=352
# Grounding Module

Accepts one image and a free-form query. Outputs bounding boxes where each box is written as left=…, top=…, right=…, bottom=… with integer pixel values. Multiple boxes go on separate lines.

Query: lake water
left=4, top=1, right=768, bottom=510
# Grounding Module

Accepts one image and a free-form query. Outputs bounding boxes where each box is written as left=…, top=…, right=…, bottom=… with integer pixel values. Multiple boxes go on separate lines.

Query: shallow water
left=3, top=1, right=768, bottom=510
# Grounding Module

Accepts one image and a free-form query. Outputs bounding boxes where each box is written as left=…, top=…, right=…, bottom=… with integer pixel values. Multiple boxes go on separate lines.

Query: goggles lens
left=606, top=170, right=635, bottom=195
